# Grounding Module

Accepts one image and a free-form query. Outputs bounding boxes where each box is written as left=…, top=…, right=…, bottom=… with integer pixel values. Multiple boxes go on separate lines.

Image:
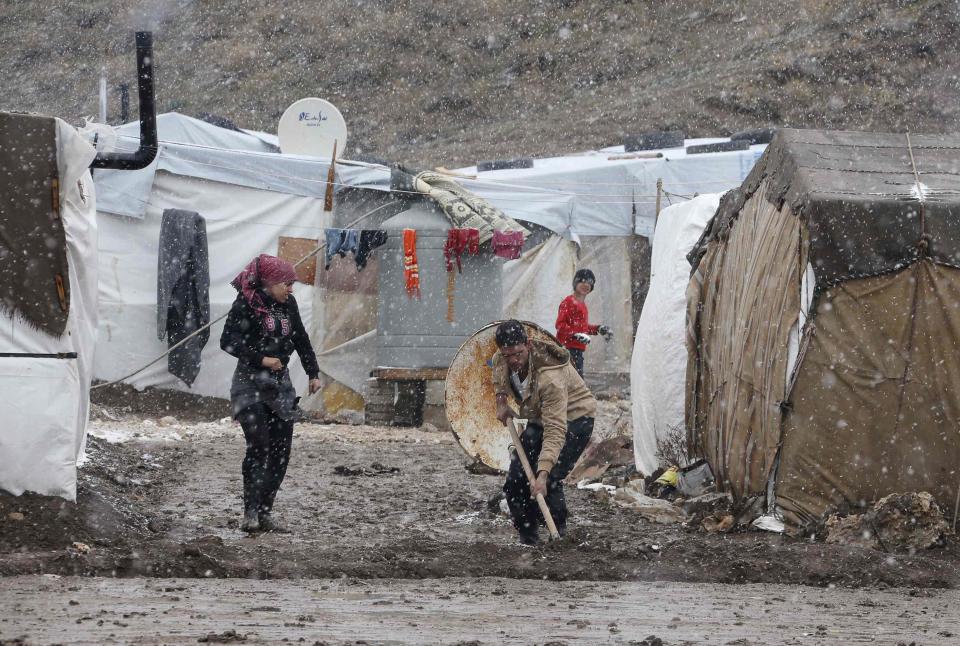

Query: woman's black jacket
left=219, top=293, right=319, bottom=379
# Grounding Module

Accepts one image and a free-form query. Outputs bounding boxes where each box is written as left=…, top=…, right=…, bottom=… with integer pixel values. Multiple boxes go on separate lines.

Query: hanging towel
left=324, top=228, right=359, bottom=268
left=157, top=209, right=210, bottom=387
left=355, top=230, right=388, bottom=270
left=492, top=229, right=524, bottom=260
left=402, top=228, right=421, bottom=300
left=443, top=228, right=481, bottom=273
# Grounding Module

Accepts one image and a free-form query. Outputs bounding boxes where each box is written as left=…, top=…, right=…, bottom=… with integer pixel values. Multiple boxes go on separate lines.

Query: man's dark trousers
left=503, top=416, right=594, bottom=541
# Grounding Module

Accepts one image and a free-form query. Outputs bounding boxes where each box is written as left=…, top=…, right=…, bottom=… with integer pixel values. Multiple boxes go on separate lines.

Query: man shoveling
left=491, top=320, right=596, bottom=545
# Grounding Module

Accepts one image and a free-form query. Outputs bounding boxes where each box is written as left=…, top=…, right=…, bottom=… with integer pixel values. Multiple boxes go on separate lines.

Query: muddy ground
left=3, top=576, right=958, bottom=645
left=1, top=400, right=959, bottom=589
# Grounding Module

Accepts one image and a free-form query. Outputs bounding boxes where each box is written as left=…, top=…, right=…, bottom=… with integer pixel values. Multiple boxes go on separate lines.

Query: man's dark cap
left=495, top=320, right=528, bottom=347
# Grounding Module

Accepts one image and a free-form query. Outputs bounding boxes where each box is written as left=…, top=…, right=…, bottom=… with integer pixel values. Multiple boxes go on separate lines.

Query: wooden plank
left=277, top=236, right=319, bottom=285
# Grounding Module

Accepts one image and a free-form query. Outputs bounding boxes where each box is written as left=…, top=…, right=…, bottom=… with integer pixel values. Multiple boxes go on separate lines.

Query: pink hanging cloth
left=491, top=230, right=524, bottom=260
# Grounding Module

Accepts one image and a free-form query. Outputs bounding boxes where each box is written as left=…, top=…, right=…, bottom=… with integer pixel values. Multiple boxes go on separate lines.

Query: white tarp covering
left=574, top=236, right=635, bottom=375
left=94, top=170, right=322, bottom=400
left=93, top=113, right=389, bottom=219
left=503, top=235, right=632, bottom=376
left=632, top=193, right=721, bottom=475
left=458, top=139, right=764, bottom=239
left=90, top=117, right=766, bottom=404
left=503, top=236, right=578, bottom=332
left=0, top=120, right=98, bottom=500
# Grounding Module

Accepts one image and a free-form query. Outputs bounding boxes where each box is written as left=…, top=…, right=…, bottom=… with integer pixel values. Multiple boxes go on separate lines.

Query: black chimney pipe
left=90, top=31, right=158, bottom=170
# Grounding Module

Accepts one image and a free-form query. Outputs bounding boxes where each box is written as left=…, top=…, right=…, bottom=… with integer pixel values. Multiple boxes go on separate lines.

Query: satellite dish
left=277, top=97, right=348, bottom=157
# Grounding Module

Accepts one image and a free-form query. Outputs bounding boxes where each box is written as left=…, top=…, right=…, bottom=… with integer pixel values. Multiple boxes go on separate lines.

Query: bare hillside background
left=2, top=0, right=959, bottom=166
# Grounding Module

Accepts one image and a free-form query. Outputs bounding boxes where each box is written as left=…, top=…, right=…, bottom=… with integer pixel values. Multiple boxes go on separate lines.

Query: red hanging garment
left=444, top=228, right=481, bottom=273
left=402, top=228, right=421, bottom=299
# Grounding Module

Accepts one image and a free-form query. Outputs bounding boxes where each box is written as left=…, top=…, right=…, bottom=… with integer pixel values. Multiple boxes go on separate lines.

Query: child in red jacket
left=555, top=269, right=611, bottom=377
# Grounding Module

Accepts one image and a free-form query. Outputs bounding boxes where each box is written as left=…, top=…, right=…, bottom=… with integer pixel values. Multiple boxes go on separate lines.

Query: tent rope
left=90, top=201, right=396, bottom=391
left=905, top=131, right=929, bottom=255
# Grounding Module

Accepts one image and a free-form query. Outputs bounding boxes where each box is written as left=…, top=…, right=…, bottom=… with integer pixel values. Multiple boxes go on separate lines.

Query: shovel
left=508, top=418, right=561, bottom=541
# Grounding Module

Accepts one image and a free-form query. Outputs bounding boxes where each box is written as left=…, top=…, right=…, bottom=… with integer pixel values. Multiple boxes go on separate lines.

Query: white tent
left=457, top=139, right=764, bottom=239
left=91, top=117, right=764, bottom=406
left=456, top=141, right=764, bottom=379
left=631, top=193, right=721, bottom=475
left=315, top=139, right=764, bottom=397
left=92, top=113, right=382, bottom=400
left=0, top=120, right=98, bottom=500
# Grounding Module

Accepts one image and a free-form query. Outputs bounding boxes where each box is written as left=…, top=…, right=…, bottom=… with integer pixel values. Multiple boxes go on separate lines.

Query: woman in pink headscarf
left=220, top=254, right=321, bottom=533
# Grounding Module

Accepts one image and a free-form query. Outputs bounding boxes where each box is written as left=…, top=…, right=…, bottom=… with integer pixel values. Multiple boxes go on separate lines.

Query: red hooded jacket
left=555, top=295, right=599, bottom=351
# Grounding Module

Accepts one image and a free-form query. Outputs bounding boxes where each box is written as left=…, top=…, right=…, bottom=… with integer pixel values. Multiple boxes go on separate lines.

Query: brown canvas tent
left=685, top=128, right=960, bottom=528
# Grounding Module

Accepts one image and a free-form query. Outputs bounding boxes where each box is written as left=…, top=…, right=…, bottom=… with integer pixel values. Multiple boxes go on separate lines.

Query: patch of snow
left=576, top=479, right=616, bottom=493
left=752, top=514, right=785, bottom=533
left=454, top=511, right=481, bottom=525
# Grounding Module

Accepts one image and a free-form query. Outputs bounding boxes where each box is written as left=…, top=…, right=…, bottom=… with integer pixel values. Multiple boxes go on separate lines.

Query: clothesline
left=95, top=181, right=675, bottom=242
left=95, top=184, right=628, bottom=235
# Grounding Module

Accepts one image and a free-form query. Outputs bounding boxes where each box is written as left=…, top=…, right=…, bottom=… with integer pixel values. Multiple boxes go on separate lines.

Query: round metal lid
left=445, top=320, right=558, bottom=471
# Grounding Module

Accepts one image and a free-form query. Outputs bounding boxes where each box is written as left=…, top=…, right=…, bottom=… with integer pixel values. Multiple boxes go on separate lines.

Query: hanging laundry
left=443, top=227, right=481, bottom=273
left=492, top=229, right=524, bottom=260
left=324, top=228, right=360, bottom=269
left=157, top=209, right=210, bottom=387
left=402, top=228, right=421, bottom=300
left=342, top=229, right=359, bottom=256
left=355, top=230, right=388, bottom=270
left=443, top=228, right=480, bottom=321
left=324, top=229, right=345, bottom=269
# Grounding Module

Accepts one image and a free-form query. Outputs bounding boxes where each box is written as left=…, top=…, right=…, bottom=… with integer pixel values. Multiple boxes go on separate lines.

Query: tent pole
left=953, top=484, right=959, bottom=533
left=654, top=178, right=663, bottom=229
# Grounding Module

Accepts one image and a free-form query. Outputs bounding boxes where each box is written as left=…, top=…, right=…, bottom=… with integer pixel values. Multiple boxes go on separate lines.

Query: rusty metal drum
left=444, top=320, right=558, bottom=471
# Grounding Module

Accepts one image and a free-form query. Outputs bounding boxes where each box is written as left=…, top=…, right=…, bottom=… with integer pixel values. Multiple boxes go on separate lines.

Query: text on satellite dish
left=298, top=111, right=329, bottom=124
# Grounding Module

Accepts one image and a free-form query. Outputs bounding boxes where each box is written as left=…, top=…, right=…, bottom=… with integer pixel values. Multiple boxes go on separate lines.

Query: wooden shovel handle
left=508, top=419, right=561, bottom=540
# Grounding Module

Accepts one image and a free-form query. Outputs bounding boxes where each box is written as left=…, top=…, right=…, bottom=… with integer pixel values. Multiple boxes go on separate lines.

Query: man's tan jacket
left=492, top=339, right=597, bottom=474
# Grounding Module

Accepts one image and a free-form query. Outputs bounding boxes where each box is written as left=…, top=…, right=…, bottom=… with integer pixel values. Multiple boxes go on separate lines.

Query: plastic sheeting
left=93, top=113, right=389, bottom=219
left=458, top=139, right=764, bottom=238
left=696, top=129, right=960, bottom=288
left=89, top=118, right=768, bottom=404
left=574, top=237, right=634, bottom=376
left=502, top=236, right=577, bottom=333
left=97, top=116, right=763, bottom=240
left=0, top=120, right=98, bottom=500
left=94, top=171, right=319, bottom=401
left=502, top=235, right=632, bottom=376
left=631, top=194, right=720, bottom=475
